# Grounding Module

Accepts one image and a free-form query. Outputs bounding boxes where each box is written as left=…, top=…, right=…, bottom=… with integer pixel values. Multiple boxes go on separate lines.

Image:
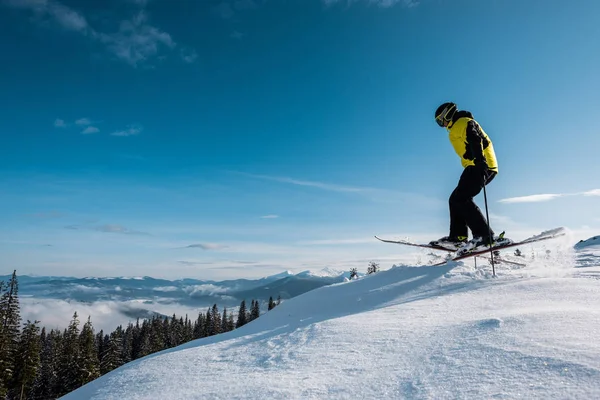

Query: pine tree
left=227, top=313, right=235, bottom=332
left=122, top=323, right=133, bottom=363
left=57, top=312, right=81, bottom=396
left=11, top=320, right=41, bottom=400
left=268, top=296, right=276, bottom=311
left=31, top=328, right=63, bottom=399
left=250, top=299, right=260, bottom=321
left=0, top=270, right=21, bottom=398
left=100, top=328, right=123, bottom=374
left=236, top=300, right=248, bottom=328
left=183, top=315, right=193, bottom=343
left=31, top=328, right=60, bottom=400
left=79, top=316, right=100, bottom=385
left=367, top=261, right=380, bottom=275
left=138, top=320, right=151, bottom=357
left=210, top=304, right=221, bottom=336
left=162, top=317, right=172, bottom=348
left=349, top=268, right=358, bottom=280
left=277, top=295, right=281, bottom=306
left=96, top=330, right=105, bottom=368
left=177, top=317, right=186, bottom=345
left=193, top=312, right=205, bottom=339
left=149, top=316, right=165, bottom=353
left=203, top=307, right=213, bottom=337
left=221, top=308, right=229, bottom=333
left=130, top=319, right=143, bottom=360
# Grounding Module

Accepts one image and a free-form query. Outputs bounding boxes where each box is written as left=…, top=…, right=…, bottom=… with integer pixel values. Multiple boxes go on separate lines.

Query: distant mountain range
left=2, top=268, right=358, bottom=309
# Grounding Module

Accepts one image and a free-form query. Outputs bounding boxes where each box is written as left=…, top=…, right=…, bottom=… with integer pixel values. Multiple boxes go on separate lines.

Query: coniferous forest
left=0, top=271, right=281, bottom=399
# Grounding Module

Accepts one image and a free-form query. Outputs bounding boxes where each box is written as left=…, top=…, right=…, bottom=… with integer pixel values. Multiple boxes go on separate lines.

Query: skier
left=429, top=102, right=511, bottom=253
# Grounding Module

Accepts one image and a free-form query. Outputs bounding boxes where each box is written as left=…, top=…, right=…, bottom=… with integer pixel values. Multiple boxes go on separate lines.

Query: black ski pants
left=449, top=165, right=496, bottom=240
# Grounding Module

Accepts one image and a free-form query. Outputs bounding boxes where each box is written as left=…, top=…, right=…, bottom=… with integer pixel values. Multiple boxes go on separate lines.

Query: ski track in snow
left=63, top=244, right=600, bottom=400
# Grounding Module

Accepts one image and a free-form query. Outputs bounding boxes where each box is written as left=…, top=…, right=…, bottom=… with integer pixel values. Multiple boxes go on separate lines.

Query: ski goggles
left=435, top=104, right=456, bottom=127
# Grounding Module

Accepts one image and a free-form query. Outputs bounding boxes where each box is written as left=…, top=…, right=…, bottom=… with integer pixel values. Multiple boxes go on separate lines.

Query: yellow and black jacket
left=447, top=111, right=498, bottom=173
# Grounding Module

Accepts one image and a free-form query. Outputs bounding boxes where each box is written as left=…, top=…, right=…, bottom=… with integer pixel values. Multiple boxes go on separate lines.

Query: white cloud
left=183, top=284, right=229, bottom=296
left=54, top=118, right=66, bottom=127
left=181, top=49, right=198, bottom=64
left=240, top=172, right=367, bottom=193
left=6, top=0, right=90, bottom=31
left=75, top=117, right=92, bottom=125
left=81, top=126, right=99, bottom=134
left=297, top=237, right=376, bottom=245
left=5, top=0, right=195, bottom=66
left=214, top=2, right=234, bottom=19
left=323, top=0, right=419, bottom=8
left=184, top=243, right=227, bottom=250
left=95, top=11, right=175, bottom=67
left=499, top=189, right=600, bottom=204
left=111, top=124, right=143, bottom=137
left=153, top=286, right=179, bottom=292
left=260, top=215, right=279, bottom=219
left=19, top=297, right=207, bottom=332
left=499, top=194, right=564, bottom=204
left=230, top=31, right=244, bottom=40
left=583, top=189, right=600, bottom=197
left=214, top=0, right=260, bottom=21
left=66, top=223, right=148, bottom=235
left=232, top=171, right=440, bottom=207
left=234, top=0, right=258, bottom=10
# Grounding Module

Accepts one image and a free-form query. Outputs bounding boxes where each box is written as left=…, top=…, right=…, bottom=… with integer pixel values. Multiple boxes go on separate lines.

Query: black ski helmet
left=434, top=102, right=457, bottom=127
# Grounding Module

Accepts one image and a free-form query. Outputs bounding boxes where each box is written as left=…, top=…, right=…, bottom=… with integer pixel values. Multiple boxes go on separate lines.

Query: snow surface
left=63, top=236, right=600, bottom=400
left=574, top=235, right=600, bottom=250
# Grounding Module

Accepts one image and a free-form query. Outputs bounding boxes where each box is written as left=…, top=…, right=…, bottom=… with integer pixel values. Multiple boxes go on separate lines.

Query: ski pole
left=482, top=175, right=495, bottom=276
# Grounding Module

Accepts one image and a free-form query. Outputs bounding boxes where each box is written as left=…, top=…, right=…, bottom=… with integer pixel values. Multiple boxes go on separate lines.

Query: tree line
left=0, top=270, right=281, bottom=399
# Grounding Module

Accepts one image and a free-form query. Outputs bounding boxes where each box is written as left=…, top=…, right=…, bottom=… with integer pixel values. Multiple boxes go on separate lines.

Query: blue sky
left=1, top=0, right=599, bottom=279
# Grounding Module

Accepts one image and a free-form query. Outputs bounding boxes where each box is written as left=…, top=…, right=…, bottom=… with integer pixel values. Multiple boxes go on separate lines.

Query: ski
left=432, top=227, right=566, bottom=265
left=374, top=236, right=457, bottom=252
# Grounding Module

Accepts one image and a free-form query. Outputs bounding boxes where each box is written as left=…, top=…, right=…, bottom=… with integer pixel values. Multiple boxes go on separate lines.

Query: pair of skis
left=375, top=227, right=565, bottom=267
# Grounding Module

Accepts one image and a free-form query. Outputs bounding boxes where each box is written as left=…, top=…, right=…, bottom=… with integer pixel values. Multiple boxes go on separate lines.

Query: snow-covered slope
left=574, top=235, right=600, bottom=277
left=63, top=249, right=600, bottom=400
left=574, top=235, right=600, bottom=251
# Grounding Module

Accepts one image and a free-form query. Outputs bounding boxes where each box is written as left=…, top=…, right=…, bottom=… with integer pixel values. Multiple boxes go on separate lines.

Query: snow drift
left=63, top=238, right=600, bottom=400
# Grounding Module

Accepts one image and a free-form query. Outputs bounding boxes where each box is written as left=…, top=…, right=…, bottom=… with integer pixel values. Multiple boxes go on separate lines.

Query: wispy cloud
left=230, top=31, right=244, bottom=40
left=584, top=189, right=600, bottom=197
left=52, top=117, right=140, bottom=137
left=297, top=237, right=376, bottom=246
left=26, top=211, right=64, bottom=219
left=213, top=2, right=235, bottom=19
left=213, top=0, right=260, bottom=21
left=260, top=214, right=279, bottom=219
left=75, top=118, right=92, bottom=126
left=241, top=173, right=367, bottom=193
left=54, top=118, right=67, bottom=128
left=81, top=126, right=99, bottom=134
left=234, top=0, right=259, bottom=10
left=235, top=171, right=442, bottom=206
left=499, top=189, right=600, bottom=204
left=5, top=0, right=89, bottom=31
left=181, top=49, right=198, bottom=64
left=111, top=124, right=143, bottom=137
left=178, top=261, right=214, bottom=266
left=4, top=0, right=195, bottom=66
left=183, top=243, right=228, bottom=250
left=66, top=223, right=148, bottom=235
left=322, top=0, right=420, bottom=8
left=95, top=11, right=176, bottom=66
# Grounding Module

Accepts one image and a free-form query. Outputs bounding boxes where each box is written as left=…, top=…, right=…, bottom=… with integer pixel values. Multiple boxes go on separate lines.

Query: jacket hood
left=452, top=110, right=473, bottom=122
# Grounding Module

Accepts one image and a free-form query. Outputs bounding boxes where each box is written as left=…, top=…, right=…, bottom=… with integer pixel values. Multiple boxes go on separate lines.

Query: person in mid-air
left=429, top=102, right=511, bottom=253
